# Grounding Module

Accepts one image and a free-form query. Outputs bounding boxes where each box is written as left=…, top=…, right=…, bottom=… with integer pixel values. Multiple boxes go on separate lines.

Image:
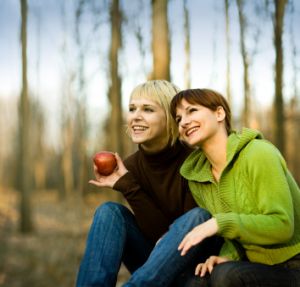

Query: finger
left=114, top=153, right=123, bottom=167
left=180, top=241, right=193, bottom=256
left=89, top=180, right=103, bottom=187
left=207, top=257, right=216, bottom=274
left=200, top=263, right=208, bottom=277
left=178, top=234, right=189, bottom=250
left=195, top=263, right=203, bottom=276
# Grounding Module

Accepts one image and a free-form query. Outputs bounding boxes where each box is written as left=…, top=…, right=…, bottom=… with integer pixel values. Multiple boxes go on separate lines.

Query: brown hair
left=170, top=89, right=232, bottom=134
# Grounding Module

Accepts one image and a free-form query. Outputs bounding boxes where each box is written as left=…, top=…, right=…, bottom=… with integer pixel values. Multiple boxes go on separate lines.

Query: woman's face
left=127, top=97, right=169, bottom=152
left=175, top=99, right=224, bottom=147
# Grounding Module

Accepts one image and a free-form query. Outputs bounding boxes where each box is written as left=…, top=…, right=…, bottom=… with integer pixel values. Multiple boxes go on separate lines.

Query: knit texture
left=180, top=128, right=300, bottom=265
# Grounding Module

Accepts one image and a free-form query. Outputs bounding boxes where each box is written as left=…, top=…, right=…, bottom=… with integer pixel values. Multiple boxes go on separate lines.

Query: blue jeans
left=76, top=202, right=154, bottom=287
left=183, top=254, right=300, bottom=287
left=122, top=207, right=222, bottom=287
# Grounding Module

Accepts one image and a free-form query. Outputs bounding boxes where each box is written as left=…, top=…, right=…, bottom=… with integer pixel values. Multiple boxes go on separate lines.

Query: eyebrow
left=129, top=103, right=156, bottom=108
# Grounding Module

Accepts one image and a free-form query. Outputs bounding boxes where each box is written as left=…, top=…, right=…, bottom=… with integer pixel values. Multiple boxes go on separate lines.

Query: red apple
left=93, top=151, right=117, bottom=176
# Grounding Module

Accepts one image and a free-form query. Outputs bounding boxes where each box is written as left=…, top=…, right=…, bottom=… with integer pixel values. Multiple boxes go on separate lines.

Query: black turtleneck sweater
left=113, top=140, right=197, bottom=243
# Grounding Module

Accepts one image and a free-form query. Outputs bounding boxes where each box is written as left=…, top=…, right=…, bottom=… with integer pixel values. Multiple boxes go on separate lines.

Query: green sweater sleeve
left=219, top=239, right=245, bottom=261
left=215, top=140, right=294, bottom=245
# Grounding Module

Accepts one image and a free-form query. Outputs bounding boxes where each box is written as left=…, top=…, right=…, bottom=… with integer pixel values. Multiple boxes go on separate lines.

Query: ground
left=0, top=188, right=130, bottom=287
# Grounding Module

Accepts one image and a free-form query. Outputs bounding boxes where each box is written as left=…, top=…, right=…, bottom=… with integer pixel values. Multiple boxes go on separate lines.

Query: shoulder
left=240, top=139, right=287, bottom=171
left=242, top=138, right=282, bottom=159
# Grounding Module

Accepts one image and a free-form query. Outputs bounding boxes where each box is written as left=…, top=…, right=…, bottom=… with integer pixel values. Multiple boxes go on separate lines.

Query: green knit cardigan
left=180, top=128, right=300, bottom=265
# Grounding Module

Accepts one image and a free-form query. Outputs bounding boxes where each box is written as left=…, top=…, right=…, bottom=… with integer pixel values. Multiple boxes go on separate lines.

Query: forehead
left=129, top=97, right=161, bottom=107
left=176, top=99, right=193, bottom=111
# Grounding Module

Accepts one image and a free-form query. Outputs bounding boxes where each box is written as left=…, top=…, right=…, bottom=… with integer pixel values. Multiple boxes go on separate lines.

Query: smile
left=186, top=126, right=199, bottom=136
left=132, top=125, right=148, bottom=132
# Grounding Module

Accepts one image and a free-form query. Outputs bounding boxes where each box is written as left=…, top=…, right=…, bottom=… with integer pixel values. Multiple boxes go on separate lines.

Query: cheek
left=178, top=126, right=184, bottom=136
left=126, top=114, right=132, bottom=125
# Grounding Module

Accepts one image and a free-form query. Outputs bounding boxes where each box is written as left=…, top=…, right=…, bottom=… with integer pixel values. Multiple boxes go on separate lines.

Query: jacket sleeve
left=215, top=140, right=294, bottom=245
left=113, top=171, right=170, bottom=243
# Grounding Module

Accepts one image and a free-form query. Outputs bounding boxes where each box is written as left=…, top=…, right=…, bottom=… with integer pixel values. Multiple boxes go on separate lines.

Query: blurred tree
left=236, top=0, right=251, bottom=127
left=151, top=0, right=170, bottom=80
left=59, top=1, right=75, bottom=198
left=183, top=0, right=191, bottom=89
left=224, top=0, right=232, bottom=106
left=107, top=0, right=124, bottom=157
left=75, top=0, right=89, bottom=194
left=19, top=0, right=33, bottom=232
left=31, top=100, right=46, bottom=191
left=273, top=0, right=287, bottom=155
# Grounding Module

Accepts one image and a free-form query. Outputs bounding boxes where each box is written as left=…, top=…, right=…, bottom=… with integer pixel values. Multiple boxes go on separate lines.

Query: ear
left=215, top=106, right=226, bottom=122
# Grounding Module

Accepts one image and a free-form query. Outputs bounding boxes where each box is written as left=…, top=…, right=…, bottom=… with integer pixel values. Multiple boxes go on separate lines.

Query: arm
left=215, top=140, right=294, bottom=245
left=89, top=153, right=171, bottom=243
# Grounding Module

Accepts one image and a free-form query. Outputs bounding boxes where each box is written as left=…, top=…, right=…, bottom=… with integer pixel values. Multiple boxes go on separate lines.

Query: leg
left=76, top=202, right=153, bottom=287
left=210, top=260, right=300, bottom=287
left=123, top=207, right=214, bottom=287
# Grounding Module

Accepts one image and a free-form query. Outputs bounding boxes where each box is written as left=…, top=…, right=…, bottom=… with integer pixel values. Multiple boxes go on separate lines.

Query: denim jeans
left=122, top=207, right=222, bottom=287
left=183, top=254, right=300, bottom=287
left=76, top=202, right=154, bottom=287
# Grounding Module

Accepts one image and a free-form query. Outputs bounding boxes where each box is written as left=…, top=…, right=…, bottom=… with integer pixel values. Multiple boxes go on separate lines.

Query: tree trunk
left=236, top=0, right=251, bottom=127
left=75, top=0, right=88, bottom=195
left=273, top=0, right=287, bottom=155
left=224, top=0, right=232, bottom=106
left=19, top=0, right=33, bottom=233
left=183, top=0, right=191, bottom=89
left=151, top=0, right=170, bottom=80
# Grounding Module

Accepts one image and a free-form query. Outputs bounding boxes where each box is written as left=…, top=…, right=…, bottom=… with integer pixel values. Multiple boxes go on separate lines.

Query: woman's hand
left=89, top=153, right=128, bottom=188
left=195, top=256, right=230, bottom=277
left=178, top=218, right=219, bottom=256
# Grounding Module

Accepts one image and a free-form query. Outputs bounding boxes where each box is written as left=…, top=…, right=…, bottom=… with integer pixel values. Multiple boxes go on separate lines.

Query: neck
left=202, top=130, right=228, bottom=180
left=141, top=137, right=170, bottom=154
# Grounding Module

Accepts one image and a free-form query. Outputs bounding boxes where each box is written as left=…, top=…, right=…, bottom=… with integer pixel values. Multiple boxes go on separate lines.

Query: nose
left=128, top=109, right=143, bottom=122
left=179, top=115, right=190, bottom=128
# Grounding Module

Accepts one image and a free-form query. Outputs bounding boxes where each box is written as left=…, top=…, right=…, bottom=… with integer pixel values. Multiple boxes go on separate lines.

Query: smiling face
left=127, top=97, right=169, bottom=152
left=175, top=99, right=225, bottom=148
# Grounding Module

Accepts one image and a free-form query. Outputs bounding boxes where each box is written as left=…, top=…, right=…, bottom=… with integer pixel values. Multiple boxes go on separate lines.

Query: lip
left=132, top=125, right=148, bottom=133
left=185, top=126, right=199, bottom=137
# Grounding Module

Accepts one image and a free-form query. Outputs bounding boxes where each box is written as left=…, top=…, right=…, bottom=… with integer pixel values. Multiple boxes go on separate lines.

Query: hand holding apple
left=89, top=152, right=128, bottom=189
left=93, top=151, right=117, bottom=176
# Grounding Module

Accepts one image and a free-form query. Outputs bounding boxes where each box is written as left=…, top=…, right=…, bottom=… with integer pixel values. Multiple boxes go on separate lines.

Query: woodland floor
left=0, top=188, right=130, bottom=287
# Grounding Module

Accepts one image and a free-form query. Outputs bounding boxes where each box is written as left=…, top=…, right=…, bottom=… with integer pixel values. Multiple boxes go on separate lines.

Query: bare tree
left=59, top=1, right=75, bottom=198
left=107, top=0, right=124, bottom=156
left=183, top=0, right=191, bottom=89
left=19, top=0, right=33, bottom=232
left=236, top=0, right=251, bottom=127
left=151, top=0, right=170, bottom=80
left=75, top=0, right=89, bottom=194
left=224, top=0, right=232, bottom=105
left=273, top=0, right=287, bottom=155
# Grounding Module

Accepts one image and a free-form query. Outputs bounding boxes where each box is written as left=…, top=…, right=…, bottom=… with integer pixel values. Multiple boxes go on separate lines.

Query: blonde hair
left=129, top=80, right=181, bottom=145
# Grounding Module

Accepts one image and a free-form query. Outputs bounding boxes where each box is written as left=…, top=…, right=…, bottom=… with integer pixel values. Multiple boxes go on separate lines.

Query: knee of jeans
left=94, top=201, right=129, bottom=221
left=210, top=262, right=242, bottom=287
left=170, top=207, right=211, bottom=230
left=187, top=207, right=211, bottom=222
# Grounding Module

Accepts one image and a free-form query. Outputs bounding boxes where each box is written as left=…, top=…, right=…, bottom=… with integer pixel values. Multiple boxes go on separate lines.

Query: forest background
left=0, top=0, right=299, bottom=286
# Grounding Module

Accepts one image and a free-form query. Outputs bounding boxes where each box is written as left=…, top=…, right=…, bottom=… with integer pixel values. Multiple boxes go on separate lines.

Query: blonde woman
left=76, top=80, right=202, bottom=287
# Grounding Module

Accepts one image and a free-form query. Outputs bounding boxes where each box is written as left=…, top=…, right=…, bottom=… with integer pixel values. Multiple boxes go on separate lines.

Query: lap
left=183, top=259, right=300, bottom=287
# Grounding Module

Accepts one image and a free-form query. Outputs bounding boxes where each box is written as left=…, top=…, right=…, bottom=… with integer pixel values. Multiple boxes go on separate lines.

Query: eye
left=175, top=116, right=181, bottom=124
left=188, top=107, right=198, bottom=113
left=144, top=107, right=154, bottom=112
left=129, top=106, right=136, bottom=112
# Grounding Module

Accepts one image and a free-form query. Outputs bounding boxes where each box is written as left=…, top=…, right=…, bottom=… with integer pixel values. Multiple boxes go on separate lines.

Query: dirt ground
left=0, top=188, right=130, bottom=287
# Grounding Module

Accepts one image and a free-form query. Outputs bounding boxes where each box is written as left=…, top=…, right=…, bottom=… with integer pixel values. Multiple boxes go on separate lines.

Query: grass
left=0, top=188, right=130, bottom=287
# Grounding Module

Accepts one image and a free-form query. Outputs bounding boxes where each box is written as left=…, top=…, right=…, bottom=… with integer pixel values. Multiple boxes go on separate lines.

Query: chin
left=131, top=137, right=146, bottom=144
